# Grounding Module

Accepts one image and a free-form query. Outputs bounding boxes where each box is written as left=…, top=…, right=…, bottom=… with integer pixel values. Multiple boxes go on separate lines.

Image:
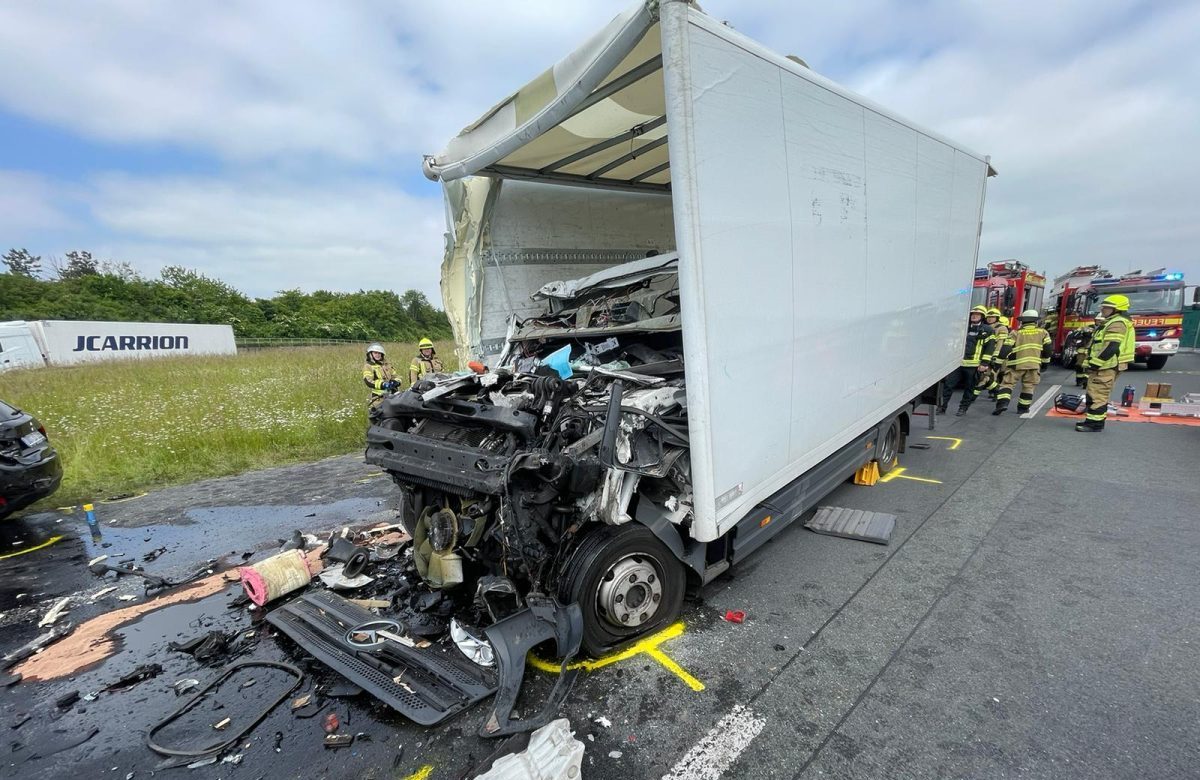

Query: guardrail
left=236, top=338, right=360, bottom=349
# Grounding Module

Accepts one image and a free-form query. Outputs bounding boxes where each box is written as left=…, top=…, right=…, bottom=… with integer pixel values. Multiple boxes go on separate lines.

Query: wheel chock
left=853, top=461, right=881, bottom=486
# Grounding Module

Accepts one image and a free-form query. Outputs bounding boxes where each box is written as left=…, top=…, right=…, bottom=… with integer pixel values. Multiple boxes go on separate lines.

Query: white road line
left=1022, top=383, right=1061, bottom=419
left=661, top=704, right=767, bottom=780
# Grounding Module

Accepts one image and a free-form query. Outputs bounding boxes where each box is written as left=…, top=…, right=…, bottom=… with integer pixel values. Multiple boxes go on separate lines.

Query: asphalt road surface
left=1, top=356, right=1197, bottom=780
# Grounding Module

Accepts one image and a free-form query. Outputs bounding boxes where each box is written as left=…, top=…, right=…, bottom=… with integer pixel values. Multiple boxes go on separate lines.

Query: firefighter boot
left=955, top=401, right=972, bottom=417
left=992, top=400, right=1009, bottom=415
left=1075, top=419, right=1104, bottom=432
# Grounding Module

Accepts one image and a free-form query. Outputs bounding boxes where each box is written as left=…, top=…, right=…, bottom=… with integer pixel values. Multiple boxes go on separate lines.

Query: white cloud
left=0, top=171, right=75, bottom=236
left=1, top=0, right=1198, bottom=294
left=86, top=175, right=446, bottom=298
left=0, top=0, right=625, bottom=165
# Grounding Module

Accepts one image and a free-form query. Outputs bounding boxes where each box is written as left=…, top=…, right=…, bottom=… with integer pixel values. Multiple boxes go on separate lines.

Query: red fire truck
left=971, top=260, right=1047, bottom=327
left=1047, top=266, right=1186, bottom=370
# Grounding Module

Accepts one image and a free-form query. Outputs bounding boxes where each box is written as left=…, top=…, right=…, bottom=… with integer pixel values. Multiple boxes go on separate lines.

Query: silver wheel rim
left=879, top=423, right=898, bottom=468
left=596, top=553, right=663, bottom=629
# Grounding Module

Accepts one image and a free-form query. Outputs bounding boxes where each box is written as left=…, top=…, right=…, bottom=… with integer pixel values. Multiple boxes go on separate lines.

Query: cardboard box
left=1146, top=382, right=1174, bottom=399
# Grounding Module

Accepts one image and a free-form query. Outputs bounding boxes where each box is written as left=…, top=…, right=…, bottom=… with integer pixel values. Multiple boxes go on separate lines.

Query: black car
left=1, top=400, right=63, bottom=519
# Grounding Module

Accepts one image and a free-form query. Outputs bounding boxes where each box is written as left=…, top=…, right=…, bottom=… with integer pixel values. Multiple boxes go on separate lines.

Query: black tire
left=875, top=416, right=901, bottom=475
left=559, top=524, right=686, bottom=657
left=1146, top=355, right=1168, bottom=370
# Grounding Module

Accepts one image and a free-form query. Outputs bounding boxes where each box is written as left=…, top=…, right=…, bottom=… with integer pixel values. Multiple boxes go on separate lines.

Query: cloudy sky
left=1, top=0, right=1196, bottom=300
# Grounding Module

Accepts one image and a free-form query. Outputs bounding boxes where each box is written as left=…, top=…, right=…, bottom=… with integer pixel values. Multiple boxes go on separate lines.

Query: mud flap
left=479, top=596, right=584, bottom=738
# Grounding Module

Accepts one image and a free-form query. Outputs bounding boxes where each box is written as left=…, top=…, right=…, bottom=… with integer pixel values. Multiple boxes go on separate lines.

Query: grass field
left=0, top=341, right=456, bottom=508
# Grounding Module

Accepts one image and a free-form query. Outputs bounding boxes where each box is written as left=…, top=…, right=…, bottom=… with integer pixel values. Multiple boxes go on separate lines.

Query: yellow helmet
left=418, top=337, right=435, bottom=349
left=970, top=305, right=988, bottom=316
left=986, top=307, right=1002, bottom=319
left=1100, top=294, right=1130, bottom=312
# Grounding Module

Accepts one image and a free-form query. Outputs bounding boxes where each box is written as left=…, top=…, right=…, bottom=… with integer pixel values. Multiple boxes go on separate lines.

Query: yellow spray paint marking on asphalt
left=925, top=436, right=962, bottom=450
left=353, top=472, right=386, bottom=484
left=0, top=535, right=64, bottom=560
left=403, top=765, right=434, bottom=780
left=527, top=621, right=705, bottom=692
left=878, top=467, right=943, bottom=485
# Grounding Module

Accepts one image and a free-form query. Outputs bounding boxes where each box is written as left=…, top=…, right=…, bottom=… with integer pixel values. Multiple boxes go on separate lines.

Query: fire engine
left=971, top=260, right=1047, bottom=327
left=1047, top=266, right=1186, bottom=370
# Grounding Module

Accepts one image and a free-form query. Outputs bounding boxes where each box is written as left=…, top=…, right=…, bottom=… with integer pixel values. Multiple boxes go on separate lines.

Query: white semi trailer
left=366, top=0, right=994, bottom=659
left=0, top=320, right=237, bottom=370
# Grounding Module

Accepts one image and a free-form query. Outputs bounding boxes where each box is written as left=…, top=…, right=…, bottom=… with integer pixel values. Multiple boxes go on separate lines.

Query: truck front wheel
left=559, top=525, right=686, bottom=657
left=1146, top=355, right=1168, bottom=370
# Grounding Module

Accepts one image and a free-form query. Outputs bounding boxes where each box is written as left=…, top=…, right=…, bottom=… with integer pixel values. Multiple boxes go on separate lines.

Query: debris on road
left=37, top=597, right=71, bottom=628
left=450, top=618, right=495, bottom=667
left=89, top=586, right=118, bottom=602
left=723, top=610, right=746, bottom=624
left=169, top=630, right=245, bottom=665
left=317, top=564, right=374, bottom=590
left=147, top=660, right=303, bottom=760
left=104, top=663, right=163, bottom=692
left=323, top=734, right=354, bottom=749
left=323, top=712, right=340, bottom=734
left=174, top=678, right=200, bottom=696
left=239, top=549, right=318, bottom=606
left=323, top=535, right=370, bottom=578
left=348, top=598, right=390, bottom=609
left=475, top=718, right=585, bottom=780
left=1, top=622, right=73, bottom=671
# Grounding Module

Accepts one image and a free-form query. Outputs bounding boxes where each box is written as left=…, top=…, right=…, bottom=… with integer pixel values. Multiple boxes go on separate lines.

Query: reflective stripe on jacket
left=1088, top=315, right=1135, bottom=370
left=363, top=362, right=395, bottom=396
left=989, top=323, right=1010, bottom=365
left=962, top=322, right=995, bottom=367
left=1005, top=325, right=1052, bottom=369
left=409, top=355, right=444, bottom=384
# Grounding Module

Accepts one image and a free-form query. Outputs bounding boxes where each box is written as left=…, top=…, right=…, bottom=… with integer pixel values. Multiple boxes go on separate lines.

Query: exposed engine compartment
left=365, top=255, right=690, bottom=653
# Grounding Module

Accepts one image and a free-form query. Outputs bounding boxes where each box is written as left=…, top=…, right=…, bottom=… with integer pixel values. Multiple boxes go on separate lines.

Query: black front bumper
left=0, top=450, right=63, bottom=518
left=365, top=426, right=511, bottom=496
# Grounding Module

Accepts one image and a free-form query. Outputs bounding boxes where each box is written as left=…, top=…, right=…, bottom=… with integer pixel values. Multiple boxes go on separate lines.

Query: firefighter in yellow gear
left=409, top=337, right=444, bottom=384
left=992, top=310, right=1051, bottom=415
left=1064, top=321, right=1099, bottom=388
left=939, top=305, right=995, bottom=416
left=1077, top=295, right=1135, bottom=432
left=984, top=307, right=1010, bottom=398
left=362, top=342, right=398, bottom=409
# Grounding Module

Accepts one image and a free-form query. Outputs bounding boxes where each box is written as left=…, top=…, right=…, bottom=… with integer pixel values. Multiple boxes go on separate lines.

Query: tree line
left=1, top=248, right=452, bottom=342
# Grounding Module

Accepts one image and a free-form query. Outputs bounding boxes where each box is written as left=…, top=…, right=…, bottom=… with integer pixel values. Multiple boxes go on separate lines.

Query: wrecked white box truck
left=366, top=0, right=993, bottom=659
left=0, top=320, right=237, bottom=370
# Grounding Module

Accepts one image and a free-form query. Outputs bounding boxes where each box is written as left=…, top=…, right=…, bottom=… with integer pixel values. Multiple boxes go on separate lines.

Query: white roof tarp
left=423, top=2, right=670, bottom=191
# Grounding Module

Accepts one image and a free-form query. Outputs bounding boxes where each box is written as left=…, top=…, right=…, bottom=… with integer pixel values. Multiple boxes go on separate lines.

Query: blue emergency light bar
left=1092, top=271, right=1184, bottom=285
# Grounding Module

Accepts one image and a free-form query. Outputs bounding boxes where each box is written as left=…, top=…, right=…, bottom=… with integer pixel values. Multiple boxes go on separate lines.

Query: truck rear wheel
left=559, top=524, right=685, bottom=657
left=875, top=416, right=901, bottom=475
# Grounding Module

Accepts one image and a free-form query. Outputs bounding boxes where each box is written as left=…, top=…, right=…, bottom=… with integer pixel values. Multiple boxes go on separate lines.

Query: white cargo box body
left=31, top=320, right=237, bottom=366
left=429, top=0, right=992, bottom=542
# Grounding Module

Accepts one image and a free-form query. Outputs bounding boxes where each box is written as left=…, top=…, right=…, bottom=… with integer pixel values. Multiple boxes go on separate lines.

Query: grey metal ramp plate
left=805, top=506, right=896, bottom=545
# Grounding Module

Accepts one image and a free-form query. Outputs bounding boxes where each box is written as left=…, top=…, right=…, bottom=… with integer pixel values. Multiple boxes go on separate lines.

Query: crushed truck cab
left=367, top=0, right=993, bottom=657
